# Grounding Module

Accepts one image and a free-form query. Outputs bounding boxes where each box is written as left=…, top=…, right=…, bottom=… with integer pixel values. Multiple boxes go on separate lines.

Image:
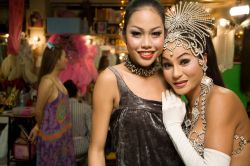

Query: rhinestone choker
left=124, top=57, right=160, bottom=77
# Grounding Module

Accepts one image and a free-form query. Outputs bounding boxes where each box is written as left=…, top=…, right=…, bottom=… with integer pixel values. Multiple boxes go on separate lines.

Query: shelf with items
left=93, top=21, right=121, bottom=35
left=95, top=8, right=121, bottom=24
left=93, top=7, right=122, bottom=35
left=0, top=109, right=36, bottom=166
left=85, top=34, right=127, bottom=54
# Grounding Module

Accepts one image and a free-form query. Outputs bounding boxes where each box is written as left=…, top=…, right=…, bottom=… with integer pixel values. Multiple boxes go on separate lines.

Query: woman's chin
left=171, top=88, right=186, bottom=96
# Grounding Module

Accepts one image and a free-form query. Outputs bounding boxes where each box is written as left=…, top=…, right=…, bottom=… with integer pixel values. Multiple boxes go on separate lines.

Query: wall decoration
left=97, top=22, right=107, bottom=34
left=29, top=11, right=43, bottom=27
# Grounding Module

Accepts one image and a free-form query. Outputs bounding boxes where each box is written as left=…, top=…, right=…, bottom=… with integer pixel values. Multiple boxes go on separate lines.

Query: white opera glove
left=165, top=125, right=231, bottom=166
left=162, top=91, right=231, bottom=166
left=161, top=90, right=186, bottom=129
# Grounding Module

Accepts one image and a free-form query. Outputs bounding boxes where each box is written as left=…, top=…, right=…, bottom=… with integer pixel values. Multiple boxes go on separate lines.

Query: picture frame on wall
left=29, top=11, right=43, bottom=27
left=97, top=22, right=107, bottom=34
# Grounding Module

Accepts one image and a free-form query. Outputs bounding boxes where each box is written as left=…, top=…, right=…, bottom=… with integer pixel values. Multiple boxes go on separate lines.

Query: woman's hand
left=28, top=124, right=39, bottom=143
left=162, top=90, right=186, bottom=129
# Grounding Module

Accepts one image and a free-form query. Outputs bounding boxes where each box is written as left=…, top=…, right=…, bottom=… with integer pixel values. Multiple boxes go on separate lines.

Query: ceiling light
left=230, top=5, right=249, bottom=16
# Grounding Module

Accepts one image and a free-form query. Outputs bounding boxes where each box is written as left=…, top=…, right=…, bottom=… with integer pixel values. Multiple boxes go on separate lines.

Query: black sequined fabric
left=109, top=67, right=184, bottom=166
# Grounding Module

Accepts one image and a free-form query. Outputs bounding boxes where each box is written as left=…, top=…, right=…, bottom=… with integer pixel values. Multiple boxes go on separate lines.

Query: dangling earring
left=200, top=63, right=213, bottom=91
left=202, top=64, right=208, bottom=73
left=199, top=54, right=208, bottom=74
left=201, top=74, right=213, bottom=91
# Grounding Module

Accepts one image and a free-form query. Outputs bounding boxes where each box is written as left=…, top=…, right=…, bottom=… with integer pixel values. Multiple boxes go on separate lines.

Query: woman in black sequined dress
left=88, top=0, right=184, bottom=165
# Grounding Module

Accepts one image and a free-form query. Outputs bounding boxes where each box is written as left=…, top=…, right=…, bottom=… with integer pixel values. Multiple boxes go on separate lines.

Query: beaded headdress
left=165, top=2, right=216, bottom=156
left=164, top=1, right=214, bottom=63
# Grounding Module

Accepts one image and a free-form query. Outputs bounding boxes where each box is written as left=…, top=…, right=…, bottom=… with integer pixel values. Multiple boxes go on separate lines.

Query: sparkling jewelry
left=184, top=98, right=199, bottom=134
left=164, top=1, right=218, bottom=156
left=201, top=75, right=213, bottom=92
left=164, top=1, right=215, bottom=65
left=232, top=135, right=248, bottom=155
left=124, top=56, right=160, bottom=77
left=183, top=75, right=214, bottom=156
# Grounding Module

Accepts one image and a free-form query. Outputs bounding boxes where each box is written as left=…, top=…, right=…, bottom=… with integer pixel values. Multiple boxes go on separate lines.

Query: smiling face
left=125, top=6, right=165, bottom=67
left=162, top=42, right=204, bottom=97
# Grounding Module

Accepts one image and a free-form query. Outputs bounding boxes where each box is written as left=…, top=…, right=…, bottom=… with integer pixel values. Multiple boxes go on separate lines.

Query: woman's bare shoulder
left=206, top=86, right=245, bottom=124
left=93, top=65, right=122, bottom=110
left=96, top=66, right=118, bottom=85
left=96, top=64, right=125, bottom=83
left=210, top=86, right=244, bottom=109
left=39, top=76, right=54, bottom=90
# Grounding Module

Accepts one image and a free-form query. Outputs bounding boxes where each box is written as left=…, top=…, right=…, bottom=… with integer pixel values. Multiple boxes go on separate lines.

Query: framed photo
left=97, top=22, right=107, bottom=34
left=29, top=11, right=43, bottom=27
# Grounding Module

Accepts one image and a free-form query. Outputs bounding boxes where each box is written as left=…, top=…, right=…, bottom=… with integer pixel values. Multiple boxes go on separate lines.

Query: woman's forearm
left=88, top=146, right=106, bottom=166
left=35, top=108, right=43, bottom=127
left=166, top=124, right=230, bottom=166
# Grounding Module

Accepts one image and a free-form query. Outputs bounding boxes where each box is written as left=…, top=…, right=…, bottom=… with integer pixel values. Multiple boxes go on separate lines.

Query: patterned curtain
left=7, top=0, right=24, bottom=55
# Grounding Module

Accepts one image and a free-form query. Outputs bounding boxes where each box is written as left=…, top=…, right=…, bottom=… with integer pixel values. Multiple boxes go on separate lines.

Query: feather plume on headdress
left=164, top=1, right=215, bottom=60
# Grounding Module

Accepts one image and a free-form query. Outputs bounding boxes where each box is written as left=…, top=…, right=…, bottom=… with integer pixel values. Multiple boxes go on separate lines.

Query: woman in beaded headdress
left=161, top=1, right=250, bottom=165
left=88, top=0, right=184, bottom=165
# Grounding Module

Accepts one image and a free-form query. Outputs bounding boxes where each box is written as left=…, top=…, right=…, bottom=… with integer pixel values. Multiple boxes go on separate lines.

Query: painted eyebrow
left=162, top=52, right=190, bottom=61
left=176, top=52, right=190, bottom=59
left=129, top=26, right=163, bottom=31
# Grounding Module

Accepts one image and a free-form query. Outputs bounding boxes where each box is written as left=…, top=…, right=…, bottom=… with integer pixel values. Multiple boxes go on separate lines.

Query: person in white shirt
left=64, top=80, right=91, bottom=161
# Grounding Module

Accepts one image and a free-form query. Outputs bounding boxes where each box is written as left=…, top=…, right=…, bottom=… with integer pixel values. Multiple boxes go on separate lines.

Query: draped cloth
left=212, top=27, right=235, bottom=72
left=7, top=0, right=24, bottom=55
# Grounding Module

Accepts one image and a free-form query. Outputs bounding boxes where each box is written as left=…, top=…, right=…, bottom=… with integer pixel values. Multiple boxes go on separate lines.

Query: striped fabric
left=69, top=98, right=92, bottom=157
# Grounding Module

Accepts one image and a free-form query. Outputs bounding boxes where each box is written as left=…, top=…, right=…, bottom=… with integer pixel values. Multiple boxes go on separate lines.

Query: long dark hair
left=122, top=0, right=165, bottom=36
left=98, top=55, right=109, bottom=73
left=204, top=36, right=225, bottom=87
left=240, top=27, right=250, bottom=93
left=38, top=44, right=64, bottom=83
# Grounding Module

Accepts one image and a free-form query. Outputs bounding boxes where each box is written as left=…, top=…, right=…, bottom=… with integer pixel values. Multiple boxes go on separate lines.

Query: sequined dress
left=109, top=67, right=184, bottom=166
left=36, top=91, right=76, bottom=166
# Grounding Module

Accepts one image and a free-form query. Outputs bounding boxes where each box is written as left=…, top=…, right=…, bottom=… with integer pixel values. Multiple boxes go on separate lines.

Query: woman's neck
left=50, top=70, right=61, bottom=78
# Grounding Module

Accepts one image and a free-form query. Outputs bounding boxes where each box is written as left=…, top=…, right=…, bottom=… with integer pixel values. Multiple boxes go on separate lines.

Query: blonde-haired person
left=161, top=1, right=250, bottom=166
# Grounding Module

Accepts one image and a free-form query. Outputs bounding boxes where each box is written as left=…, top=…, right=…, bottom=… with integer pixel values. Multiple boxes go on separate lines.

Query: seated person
left=64, top=80, right=92, bottom=158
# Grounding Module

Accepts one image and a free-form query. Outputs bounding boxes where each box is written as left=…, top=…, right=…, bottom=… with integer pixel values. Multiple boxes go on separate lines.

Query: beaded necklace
left=183, top=75, right=213, bottom=156
left=124, top=57, right=160, bottom=77
left=184, top=97, right=200, bottom=135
